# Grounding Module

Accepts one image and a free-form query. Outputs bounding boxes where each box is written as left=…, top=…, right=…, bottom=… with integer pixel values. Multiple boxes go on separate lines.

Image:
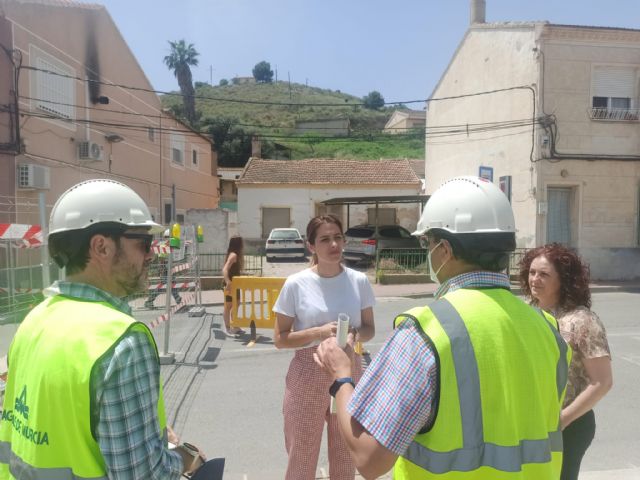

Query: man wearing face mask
left=314, top=176, right=571, bottom=479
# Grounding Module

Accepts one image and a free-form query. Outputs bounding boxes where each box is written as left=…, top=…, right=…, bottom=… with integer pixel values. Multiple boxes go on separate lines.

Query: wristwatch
left=329, top=377, right=355, bottom=397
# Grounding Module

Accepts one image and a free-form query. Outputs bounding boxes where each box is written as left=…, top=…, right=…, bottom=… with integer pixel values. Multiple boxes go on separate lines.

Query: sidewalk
left=199, top=280, right=640, bottom=306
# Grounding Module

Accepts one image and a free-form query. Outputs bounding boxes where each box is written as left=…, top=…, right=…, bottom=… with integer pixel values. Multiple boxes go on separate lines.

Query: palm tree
left=163, top=40, right=199, bottom=125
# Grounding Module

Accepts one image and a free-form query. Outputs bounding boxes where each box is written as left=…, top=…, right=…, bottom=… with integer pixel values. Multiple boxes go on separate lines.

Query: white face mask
left=427, top=241, right=447, bottom=284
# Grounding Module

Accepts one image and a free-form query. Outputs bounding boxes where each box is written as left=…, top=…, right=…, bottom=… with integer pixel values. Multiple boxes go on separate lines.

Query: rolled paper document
left=336, top=313, right=350, bottom=349
left=331, top=313, right=350, bottom=413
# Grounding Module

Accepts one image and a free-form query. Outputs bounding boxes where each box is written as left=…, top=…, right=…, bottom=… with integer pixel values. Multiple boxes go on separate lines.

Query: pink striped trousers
left=283, top=346, right=363, bottom=480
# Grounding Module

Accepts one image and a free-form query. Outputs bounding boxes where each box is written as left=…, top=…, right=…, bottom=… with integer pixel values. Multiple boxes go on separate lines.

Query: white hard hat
left=414, top=176, right=515, bottom=236
left=49, top=179, right=163, bottom=236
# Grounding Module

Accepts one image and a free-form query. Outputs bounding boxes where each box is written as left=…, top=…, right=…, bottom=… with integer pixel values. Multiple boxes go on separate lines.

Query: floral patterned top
left=556, top=306, right=611, bottom=406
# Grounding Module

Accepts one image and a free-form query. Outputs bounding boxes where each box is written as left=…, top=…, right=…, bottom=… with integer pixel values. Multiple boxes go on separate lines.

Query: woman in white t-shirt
left=273, top=214, right=375, bottom=480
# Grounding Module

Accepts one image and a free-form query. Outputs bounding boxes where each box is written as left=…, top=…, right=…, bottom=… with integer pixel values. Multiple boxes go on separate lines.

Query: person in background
left=145, top=229, right=182, bottom=308
left=314, top=176, right=570, bottom=479
left=519, top=243, right=613, bottom=480
left=273, top=214, right=375, bottom=480
left=222, top=235, right=245, bottom=336
left=0, top=179, right=205, bottom=479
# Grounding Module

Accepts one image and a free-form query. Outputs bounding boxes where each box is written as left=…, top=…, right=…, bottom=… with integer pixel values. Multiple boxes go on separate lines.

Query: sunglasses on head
left=119, top=232, right=153, bottom=253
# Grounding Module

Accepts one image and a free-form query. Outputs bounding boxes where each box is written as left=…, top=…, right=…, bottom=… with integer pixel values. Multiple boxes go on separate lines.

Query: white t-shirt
left=273, top=267, right=376, bottom=338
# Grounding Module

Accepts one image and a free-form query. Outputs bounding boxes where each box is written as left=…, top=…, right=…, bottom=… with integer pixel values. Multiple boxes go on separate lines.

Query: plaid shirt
left=347, top=271, right=511, bottom=455
left=44, top=282, right=183, bottom=480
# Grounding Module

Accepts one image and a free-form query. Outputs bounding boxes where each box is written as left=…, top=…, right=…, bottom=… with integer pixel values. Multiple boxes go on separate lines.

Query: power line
left=22, top=64, right=536, bottom=109
left=11, top=104, right=543, bottom=144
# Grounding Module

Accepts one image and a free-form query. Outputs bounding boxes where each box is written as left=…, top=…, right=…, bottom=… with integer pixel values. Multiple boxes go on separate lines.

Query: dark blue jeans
left=561, top=409, right=595, bottom=480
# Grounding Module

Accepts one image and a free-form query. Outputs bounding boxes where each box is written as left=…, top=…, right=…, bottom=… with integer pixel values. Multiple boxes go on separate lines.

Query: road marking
left=617, top=354, right=640, bottom=367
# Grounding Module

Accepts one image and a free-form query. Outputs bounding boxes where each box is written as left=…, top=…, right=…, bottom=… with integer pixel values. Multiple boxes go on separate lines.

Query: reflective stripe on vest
left=0, top=441, right=107, bottom=480
left=402, top=298, right=568, bottom=474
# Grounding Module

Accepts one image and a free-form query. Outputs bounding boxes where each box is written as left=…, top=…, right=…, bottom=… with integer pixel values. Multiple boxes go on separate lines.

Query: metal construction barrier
left=507, top=248, right=529, bottom=279
left=131, top=225, right=205, bottom=323
left=375, top=248, right=429, bottom=278
left=0, top=224, right=59, bottom=327
left=230, top=276, right=286, bottom=333
left=199, top=253, right=264, bottom=276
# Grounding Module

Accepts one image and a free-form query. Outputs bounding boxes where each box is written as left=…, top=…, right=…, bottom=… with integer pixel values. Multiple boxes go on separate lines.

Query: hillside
left=160, top=81, right=424, bottom=162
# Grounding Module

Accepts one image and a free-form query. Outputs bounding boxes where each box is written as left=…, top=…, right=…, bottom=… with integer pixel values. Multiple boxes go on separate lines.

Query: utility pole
left=210, top=65, right=213, bottom=85
left=288, top=71, right=292, bottom=100
left=38, top=191, right=50, bottom=288
left=171, top=183, right=176, bottom=223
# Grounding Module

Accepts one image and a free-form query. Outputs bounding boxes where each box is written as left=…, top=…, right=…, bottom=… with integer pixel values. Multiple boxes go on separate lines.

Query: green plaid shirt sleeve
left=94, top=332, right=183, bottom=479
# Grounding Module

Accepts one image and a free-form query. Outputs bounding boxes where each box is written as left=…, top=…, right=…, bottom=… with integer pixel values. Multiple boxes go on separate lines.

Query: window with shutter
left=170, top=133, right=184, bottom=165
left=590, top=66, right=639, bottom=120
left=30, top=46, right=75, bottom=120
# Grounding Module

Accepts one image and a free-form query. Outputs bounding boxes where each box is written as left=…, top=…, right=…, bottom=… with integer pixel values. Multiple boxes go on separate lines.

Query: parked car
left=265, top=228, right=306, bottom=261
left=343, top=224, right=422, bottom=264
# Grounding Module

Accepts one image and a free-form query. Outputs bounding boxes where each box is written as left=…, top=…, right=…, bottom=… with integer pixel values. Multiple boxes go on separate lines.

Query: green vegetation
left=252, top=61, right=274, bottom=83
left=163, top=40, right=199, bottom=124
left=363, top=90, right=385, bottom=110
left=161, top=81, right=424, bottom=163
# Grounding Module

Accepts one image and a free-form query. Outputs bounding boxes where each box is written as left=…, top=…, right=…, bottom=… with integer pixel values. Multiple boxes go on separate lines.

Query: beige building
left=425, top=1, right=640, bottom=280
left=0, top=0, right=219, bottom=228
left=236, top=158, right=422, bottom=239
left=384, top=110, right=426, bottom=134
left=217, top=167, right=243, bottom=211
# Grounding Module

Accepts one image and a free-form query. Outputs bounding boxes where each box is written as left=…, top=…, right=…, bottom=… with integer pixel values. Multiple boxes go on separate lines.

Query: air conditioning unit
left=17, top=164, right=50, bottom=189
left=78, top=141, right=104, bottom=161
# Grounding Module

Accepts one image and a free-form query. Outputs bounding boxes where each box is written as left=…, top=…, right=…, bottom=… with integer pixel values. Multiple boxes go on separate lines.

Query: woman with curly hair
left=519, top=243, right=613, bottom=480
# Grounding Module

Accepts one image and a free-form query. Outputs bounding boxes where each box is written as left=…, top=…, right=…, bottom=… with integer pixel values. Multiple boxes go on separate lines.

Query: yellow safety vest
left=0, top=295, right=167, bottom=480
left=393, top=288, right=570, bottom=479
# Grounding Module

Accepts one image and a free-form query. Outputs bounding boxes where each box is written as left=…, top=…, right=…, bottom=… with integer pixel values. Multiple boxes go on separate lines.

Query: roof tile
left=238, top=158, right=421, bottom=185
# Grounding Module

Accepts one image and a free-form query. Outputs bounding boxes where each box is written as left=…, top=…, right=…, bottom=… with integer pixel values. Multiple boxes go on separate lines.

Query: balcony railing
left=589, top=107, right=640, bottom=121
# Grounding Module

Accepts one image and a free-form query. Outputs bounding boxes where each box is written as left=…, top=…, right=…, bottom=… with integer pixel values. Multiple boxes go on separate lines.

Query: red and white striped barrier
left=0, top=224, right=43, bottom=248
left=147, top=281, right=196, bottom=291
left=171, top=257, right=197, bottom=274
left=151, top=240, right=170, bottom=255
left=149, top=292, right=195, bottom=329
left=0, top=286, right=41, bottom=294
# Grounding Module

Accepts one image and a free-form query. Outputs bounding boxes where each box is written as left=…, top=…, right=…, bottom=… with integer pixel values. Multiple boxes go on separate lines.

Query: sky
left=97, top=0, right=640, bottom=104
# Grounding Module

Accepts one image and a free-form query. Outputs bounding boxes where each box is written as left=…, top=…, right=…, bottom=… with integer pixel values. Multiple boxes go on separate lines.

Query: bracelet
left=329, top=377, right=355, bottom=397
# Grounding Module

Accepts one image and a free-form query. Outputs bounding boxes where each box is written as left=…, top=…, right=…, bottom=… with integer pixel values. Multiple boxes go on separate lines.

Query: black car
left=343, top=224, right=422, bottom=264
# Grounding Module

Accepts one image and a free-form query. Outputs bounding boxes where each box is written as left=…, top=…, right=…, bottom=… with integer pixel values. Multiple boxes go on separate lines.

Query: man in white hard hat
left=0, top=179, right=204, bottom=479
left=314, top=176, right=571, bottom=479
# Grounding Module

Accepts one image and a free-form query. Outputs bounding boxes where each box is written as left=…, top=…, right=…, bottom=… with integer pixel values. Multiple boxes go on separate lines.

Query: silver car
left=265, top=228, right=306, bottom=261
left=343, top=224, right=421, bottom=264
